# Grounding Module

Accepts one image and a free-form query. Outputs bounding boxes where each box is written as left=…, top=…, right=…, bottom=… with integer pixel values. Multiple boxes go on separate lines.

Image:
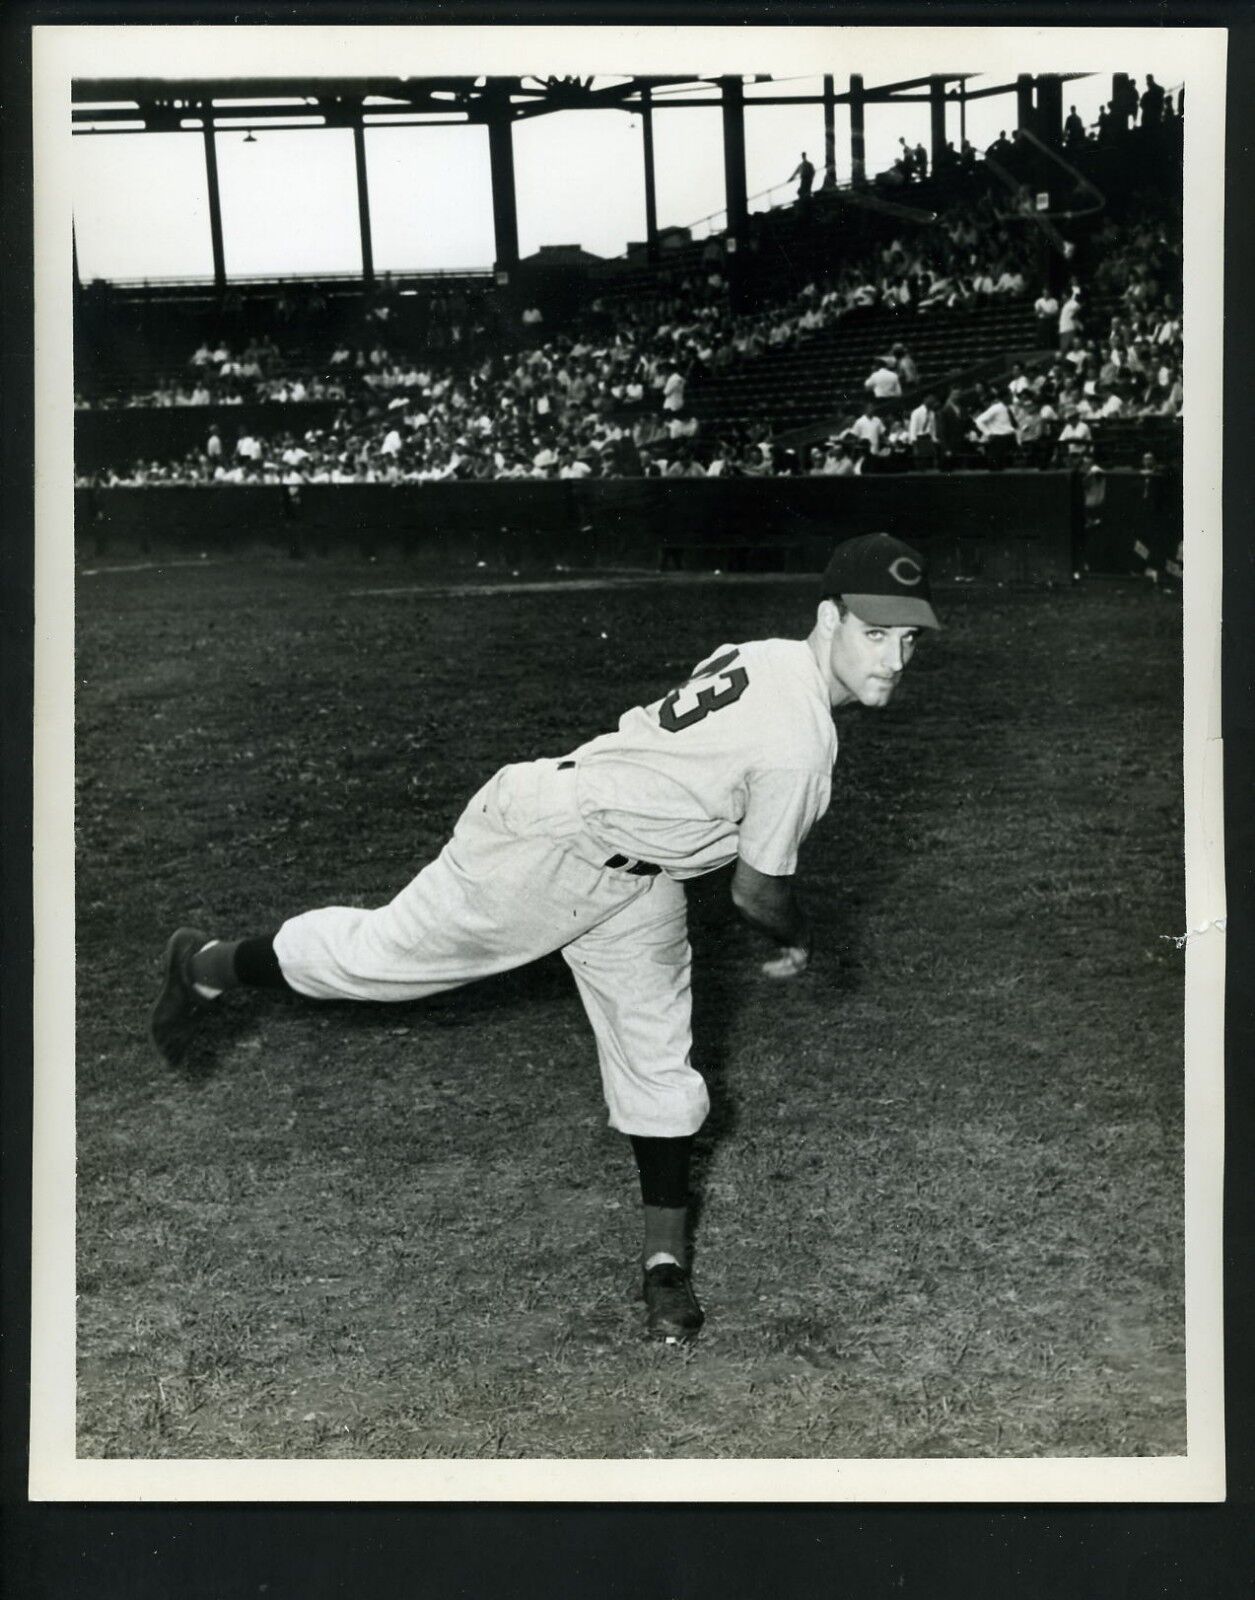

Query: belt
left=604, top=854, right=661, bottom=877
left=556, top=761, right=661, bottom=877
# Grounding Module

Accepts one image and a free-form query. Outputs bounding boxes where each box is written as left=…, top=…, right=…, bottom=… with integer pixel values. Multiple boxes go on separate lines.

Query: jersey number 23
left=659, top=649, right=749, bottom=733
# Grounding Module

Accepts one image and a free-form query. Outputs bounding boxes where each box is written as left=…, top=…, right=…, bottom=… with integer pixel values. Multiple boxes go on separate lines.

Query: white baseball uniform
left=274, top=638, right=837, bottom=1135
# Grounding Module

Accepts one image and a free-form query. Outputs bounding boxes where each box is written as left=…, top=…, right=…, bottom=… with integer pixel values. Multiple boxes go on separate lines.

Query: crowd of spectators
left=805, top=207, right=1181, bottom=478
left=803, top=326, right=1181, bottom=479
left=76, top=104, right=1182, bottom=487
left=78, top=184, right=1049, bottom=488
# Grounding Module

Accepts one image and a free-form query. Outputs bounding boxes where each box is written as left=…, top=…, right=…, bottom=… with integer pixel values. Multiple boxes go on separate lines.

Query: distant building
left=625, top=225, right=693, bottom=261
left=519, top=243, right=606, bottom=268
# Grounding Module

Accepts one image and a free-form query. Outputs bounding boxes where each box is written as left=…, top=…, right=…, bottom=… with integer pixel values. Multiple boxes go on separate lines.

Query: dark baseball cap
left=820, top=532, right=941, bottom=629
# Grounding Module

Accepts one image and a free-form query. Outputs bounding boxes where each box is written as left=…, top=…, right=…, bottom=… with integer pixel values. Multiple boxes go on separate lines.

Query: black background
left=3, top=4, right=1252, bottom=1594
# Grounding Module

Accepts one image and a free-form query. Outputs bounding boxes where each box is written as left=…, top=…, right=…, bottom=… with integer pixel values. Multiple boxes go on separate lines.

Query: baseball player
left=151, top=533, right=940, bottom=1342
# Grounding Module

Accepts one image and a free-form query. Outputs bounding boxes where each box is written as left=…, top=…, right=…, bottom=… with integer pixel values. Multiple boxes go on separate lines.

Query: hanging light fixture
left=243, top=127, right=257, bottom=143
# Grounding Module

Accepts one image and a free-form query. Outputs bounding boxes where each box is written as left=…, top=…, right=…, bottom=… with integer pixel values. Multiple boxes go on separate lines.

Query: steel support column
left=641, top=84, right=659, bottom=263
left=1112, top=72, right=1133, bottom=134
left=850, top=73, right=866, bottom=186
left=486, top=91, right=520, bottom=278
left=1016, top=73, right=1036, bottom=135
left=720, top=76, right=748, bottom=253
left=929, top=76, right=947, bottom=168
left=201, top=118, right=226, bottom=292
left=352, top=115, right=375, bottom=287
left=1036, top=74, right=1063, bottom=146
left=822, top=74, right=837, bottom=188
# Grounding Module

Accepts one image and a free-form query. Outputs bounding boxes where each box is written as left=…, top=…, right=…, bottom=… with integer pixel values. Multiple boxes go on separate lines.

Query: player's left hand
left=760, top=944, right=810, bottom=980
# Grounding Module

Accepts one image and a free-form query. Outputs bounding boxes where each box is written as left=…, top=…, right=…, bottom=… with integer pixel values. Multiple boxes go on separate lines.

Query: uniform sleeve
left=737, top=766, right=832, bottom=877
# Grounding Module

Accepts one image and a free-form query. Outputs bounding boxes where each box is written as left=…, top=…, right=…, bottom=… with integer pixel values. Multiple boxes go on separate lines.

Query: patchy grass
left=74, top=557, right=1185, bottom=1459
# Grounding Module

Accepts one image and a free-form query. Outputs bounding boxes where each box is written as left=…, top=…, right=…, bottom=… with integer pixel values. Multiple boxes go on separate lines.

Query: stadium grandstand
left=72, top=69, right=1184, bottom=579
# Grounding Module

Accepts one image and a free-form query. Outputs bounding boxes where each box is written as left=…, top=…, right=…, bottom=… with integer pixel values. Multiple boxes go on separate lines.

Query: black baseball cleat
left=150, top=926, right=212, bottom=1066
left=643, top=1262, right=704, bottom=1343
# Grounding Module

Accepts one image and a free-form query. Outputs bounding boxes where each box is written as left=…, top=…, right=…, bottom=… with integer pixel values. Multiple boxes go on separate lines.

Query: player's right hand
left=760, top=944, right=810, bottom=980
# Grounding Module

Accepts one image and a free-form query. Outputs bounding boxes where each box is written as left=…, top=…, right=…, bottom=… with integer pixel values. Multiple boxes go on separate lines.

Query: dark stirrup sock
left=630, top=1134, right=693, bottom=1209
left=631, top=1135, right=694, bottom=1269
left=233, top=934, right=295, bottom=991
left=189, top=934, right=294, bottom=994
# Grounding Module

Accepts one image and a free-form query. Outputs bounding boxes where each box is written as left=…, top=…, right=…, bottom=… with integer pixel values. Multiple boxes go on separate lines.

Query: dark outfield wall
left=76, top=474, right=1088, bottom=583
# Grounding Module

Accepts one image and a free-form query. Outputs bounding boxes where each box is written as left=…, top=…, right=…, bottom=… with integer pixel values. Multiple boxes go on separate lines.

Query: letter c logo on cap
left=889, top=556, right=923, bottom=586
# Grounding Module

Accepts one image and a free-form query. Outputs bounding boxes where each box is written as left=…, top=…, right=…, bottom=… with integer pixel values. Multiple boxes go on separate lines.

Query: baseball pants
left=273, top=759, right=710, bottom=1137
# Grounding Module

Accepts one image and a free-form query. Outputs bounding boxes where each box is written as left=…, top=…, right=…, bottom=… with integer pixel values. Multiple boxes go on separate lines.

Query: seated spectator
left=1057, top=409, right=1093, bottom=462
left=823, top=439, right=857, bottom=477
left=704, top=440, right=733, bottom=477
left=883, top=416, right=912, bottom=465
left=993, top=265, right=1026, bottom=296
left=1156, top=368, right=1184, bottom=417
left=740, top=442, right=777, bottom=477
left=1152, top=295, right=1182, bottom=345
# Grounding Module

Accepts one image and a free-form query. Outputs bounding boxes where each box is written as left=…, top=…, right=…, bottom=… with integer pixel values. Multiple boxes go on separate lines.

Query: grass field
left=74, top=557, right=1186, bottom=1460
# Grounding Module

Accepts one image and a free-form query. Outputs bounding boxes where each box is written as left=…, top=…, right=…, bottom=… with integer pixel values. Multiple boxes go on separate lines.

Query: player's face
left=823, top=605, right=919, bottom=708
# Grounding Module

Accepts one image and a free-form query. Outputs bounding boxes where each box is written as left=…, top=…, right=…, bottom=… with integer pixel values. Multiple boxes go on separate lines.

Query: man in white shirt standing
left=907, top=392, right=940, bottom=467
left=1034, top=287, right=1060, bottom=349
left=865, top=358, right=902, bottom=401
left=974, top=390, right=1019, bottom=470
left=847, top=401, right=887, bottom=455
left=151, top=535, right=940, bottom=1346
left=1058, top=288, right=1084, bottom=353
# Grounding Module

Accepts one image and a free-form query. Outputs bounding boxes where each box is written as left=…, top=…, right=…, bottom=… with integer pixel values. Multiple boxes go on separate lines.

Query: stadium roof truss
left=70, top=71, right=1096, bottom=290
